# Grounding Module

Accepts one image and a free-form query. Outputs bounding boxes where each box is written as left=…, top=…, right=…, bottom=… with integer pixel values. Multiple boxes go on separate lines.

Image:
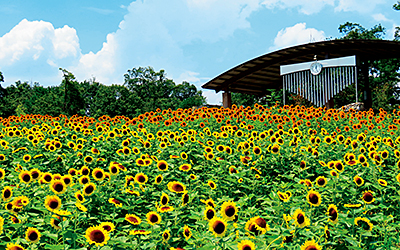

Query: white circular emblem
left=310, top=62, right=323, bottom=75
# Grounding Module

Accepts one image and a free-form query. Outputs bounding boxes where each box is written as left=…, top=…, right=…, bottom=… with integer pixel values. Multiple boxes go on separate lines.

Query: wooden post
left=222, top=91, right=232, bottom=108
left=326, top=99, right=334, bottom=109
left=361, top=61, right=372, bottom=110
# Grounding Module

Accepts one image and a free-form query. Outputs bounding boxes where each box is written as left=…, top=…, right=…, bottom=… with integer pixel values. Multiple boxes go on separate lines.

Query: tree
left=60, top=68, right=86, bottom=116
left=172, top=81, right=206, bottom=109
left=335, top=22, right=400, bottom=111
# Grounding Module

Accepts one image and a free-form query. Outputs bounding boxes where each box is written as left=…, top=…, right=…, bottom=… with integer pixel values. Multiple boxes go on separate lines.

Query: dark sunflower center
left=163, top=233, right=169, bottom=240
left=82, top=170, right=89, bottom=175
left=85, top=185, right=94, bottom=194
left=297, top=214, right=305, bottom=224
left=210, top=183, right=215, bottom=188
left=138, top=176, right=145, bottom=183
left=95, top=172, right=103, bottom=179
left=78, top=195, right=83, bottom=201
left=4, top=189, right=11, bottom=198
left=243, top=245, right=252, bottom=250
left=363, top=193, right=373, bottom=202
left=32, top=172, right=39, bottom=179
left=44, top=175, right=52, bottom=182
left=49, top=200, right=59, bottom=209
left=23, top=174, right=31, bottom=182
left=305, top=246, right=318, bottom=250
left=161, top=196, right=168, bottom=205
left=318, top=179, right=325, bottom=185
left=150, top=215, right=158, bottom=223
left=184, top=229, right=190, bottom=237
left=29, top=231, right=38, bottom=241
left=156, top=177, right=162, bottom=183
left=64, top=178, right=71, bottom=185
left=91, top=230, right=105, bottom=243
left=103, top=225, right=111, bottom=231
left=272, top=147, right=278, bottom=153
left=329, top=208, right=338, bottom=220
left=309, top=193, right=319, bottom=204
left=225, top=206, right=235, bottom=217
left=336, top=164, right=343, bottom=170
left=183, top=194, right=189, bottom=204
left=173, top=184, right=183, bottom=192
left=159, top=163, right=166, bottom=170
left=255, top=218, right=266, bottom=228
left=356, top=178, right=362, bottom=185
left=111, top=167, right=118, bottom=173
left=54, top=183, right=64, bottom=192
left=206, top=210, right=215, bottom=220
left=213, top=221, right=225, bottom=234
left=124, top=149, right=130, bottom=154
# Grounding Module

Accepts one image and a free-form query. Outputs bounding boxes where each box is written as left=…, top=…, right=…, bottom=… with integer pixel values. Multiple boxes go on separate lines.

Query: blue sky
left=0, top=0, right=399, bottom=104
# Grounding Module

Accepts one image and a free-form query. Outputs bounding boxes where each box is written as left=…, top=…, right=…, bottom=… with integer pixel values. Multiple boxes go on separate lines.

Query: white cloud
left=372, top=13, right=390, bottom=22
left=269, top=23, right=325, bottom=51
left=262, top=0, right=334, bottom=15
left=334, top=0, right=387, bottom=13
left=202, top=90, right=222, bottom=105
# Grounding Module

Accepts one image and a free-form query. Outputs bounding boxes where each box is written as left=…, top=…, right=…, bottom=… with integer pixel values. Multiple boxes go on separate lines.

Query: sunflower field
left=0, top=104, right=400, bottom=250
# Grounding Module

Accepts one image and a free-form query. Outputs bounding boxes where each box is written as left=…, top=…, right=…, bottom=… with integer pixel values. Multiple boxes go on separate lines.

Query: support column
left=325, top=99, right=334, bottom=109
left=222, top=91, right=232, bottom=108
left=361, top=61, right=372, bottom=110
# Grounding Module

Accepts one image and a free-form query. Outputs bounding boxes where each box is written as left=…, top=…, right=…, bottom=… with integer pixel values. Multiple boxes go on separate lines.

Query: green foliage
left=394, top=1, right=400, bottom=10
left=0, top=71, right=3, bottom=82
left=335, top=22, right=400, bottom=111
left=0, top=67, right=206, bottom=118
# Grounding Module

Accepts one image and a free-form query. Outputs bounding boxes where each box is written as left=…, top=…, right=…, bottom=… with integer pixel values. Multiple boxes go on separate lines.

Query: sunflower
left=154, top=175, right=163, bottom=185
left=0, top=168, right=5, bottom=180
left=85, top=226, right=110, bottom=247
left=300, top=239, right=322, bottom=250
left=238, top=240, right=255, bottom=250
left=327, top=204, right=339, bottom=224
left=135, top=173, right=148, bottom=185
left=204, top=206, right=216, bottom=221
left=292, top=209, right=310, bottom=228
left=179, top=164, right=191, bottom=171
left=221, top=201, right=238, bottom=221
left=129, top=230, right=151, bottom=235
left=353, top=176, right=364, bottom=186
left=147, top=211, right=161, bottom=225
left=160, top=193, right=169, bottom=206
left=362, top=190, right=375, bottom=204
left=307, top=190, right=322, bottom=207
left=19, top=170, right=32, bottom=184
left=315, top=176, right=327, bottom=187
left=157, top=205, right=174, bottom=213
left=181, top=192, right=189, bottom=206
left=25, top=227, right=41, bottom=243
left=330, top=170, right=339, bottom=178
left=355, top=217, right=373, bottom=231
left=183, top=225, right=192, bottom=240
left=75, top=202, right=88, bottom=212
left=378, top=179, right=387, bottom=186
left=23, top=154, right=31, bottom=163
left=41, top=172, right=53, bottom=183
left=277, top=191, right=290, bottom=202
left=108, top=164, right=119, bottom=175
left=201, top=198, right=216, bottom=208
left=271, top=144, right=280, bottom=154
left=108, top=198, right=122, bottom=207
left=334, top=161, right=344, bottom=172
left=0, top=154, right=5, bottom=161
left=344, top=203, right=362, bottom=208
left=245, top=216, right=270, bottom=235
left=125, top=214, right=141, bottom=225
left=190, top=174, right=197, bottom=180
left=162, top=229, right=171, bottom=242
left=167, top=181, right=186, bottom=193
left=92, top=168, right=105, bottom=181
left=6, top=243, right=26, bottom=250
left=207, top=180, right=217, bottom=190
left=84, top=155, right=94, bottom=164
left=79, top=176, right=90, bottom=185
left=396, top=173, right=400, bottom=183
left=209, top=217, right=227, bottom=237
left=83, top=183, right=96, bottom=196
left=157, top=160, right=168, bottom=171
left=2, top=186, right=12, bottom=201
left=30, top=169, right=41, bottom=181
left=62, top=175, right=73, bottom=186
left=44, top=196, right=62, bottom=212
left=50, top=180, right=67, bottom=195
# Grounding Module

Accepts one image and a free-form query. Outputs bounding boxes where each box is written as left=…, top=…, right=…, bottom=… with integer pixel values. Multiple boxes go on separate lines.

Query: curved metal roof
left=202, top=39, right=400, bottom=96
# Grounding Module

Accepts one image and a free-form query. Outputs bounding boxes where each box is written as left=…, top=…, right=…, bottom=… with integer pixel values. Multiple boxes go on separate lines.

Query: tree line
left=0, top=67, right=206, bottom=118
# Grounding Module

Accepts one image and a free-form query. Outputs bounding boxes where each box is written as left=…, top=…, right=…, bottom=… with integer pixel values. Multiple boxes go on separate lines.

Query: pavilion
left=201, top=39, right=400, bottom=109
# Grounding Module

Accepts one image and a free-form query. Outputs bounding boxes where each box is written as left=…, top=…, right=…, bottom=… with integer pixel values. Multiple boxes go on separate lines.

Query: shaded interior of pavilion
left=201, top=39, right=400, bottom=110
